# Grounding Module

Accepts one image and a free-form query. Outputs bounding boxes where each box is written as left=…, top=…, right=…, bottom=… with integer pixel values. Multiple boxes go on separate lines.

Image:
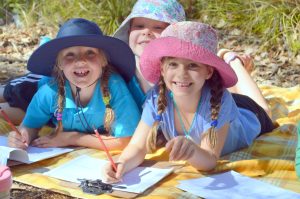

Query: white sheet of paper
left=0, top=151, right=8, bottom=165
left=177, top=170, right=300, bottom=199
left=0, top=135, right=74, bottom=164
left=44, top=155, right=173, bottom=193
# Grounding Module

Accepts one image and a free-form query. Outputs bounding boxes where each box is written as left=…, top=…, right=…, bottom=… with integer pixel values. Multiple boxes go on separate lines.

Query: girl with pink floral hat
left=102, top=21, right=274, bottom=182
left=114, top=0, right=271, bottom=118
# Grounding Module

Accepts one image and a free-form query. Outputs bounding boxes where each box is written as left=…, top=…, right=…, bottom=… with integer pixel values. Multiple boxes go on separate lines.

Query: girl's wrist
left=67, top=131, right=81, bottom=146
left=20, top=126, right=38, bottom=143
left=223, top=51, right=238, bottom=64
left=116, top=159, right=126, bottom=166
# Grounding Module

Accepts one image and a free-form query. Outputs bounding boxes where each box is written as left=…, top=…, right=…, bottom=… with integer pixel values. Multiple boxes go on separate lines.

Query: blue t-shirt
left=23, top=74, right=140, bottom=137
left=141, top=84, right=261, bottom=155
left=127, top=75, right=147, bottom=111
left=38, top=76, right=51, bottom=88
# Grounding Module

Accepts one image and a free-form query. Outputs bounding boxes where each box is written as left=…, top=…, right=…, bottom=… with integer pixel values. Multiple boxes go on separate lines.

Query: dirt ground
left=1, top=23, right=299, bottom=199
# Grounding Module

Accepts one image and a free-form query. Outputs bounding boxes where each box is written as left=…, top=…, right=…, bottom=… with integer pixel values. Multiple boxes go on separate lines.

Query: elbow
left=194, top=161, right=217, bottom=172
left=189, top=153, right=218, bottom=171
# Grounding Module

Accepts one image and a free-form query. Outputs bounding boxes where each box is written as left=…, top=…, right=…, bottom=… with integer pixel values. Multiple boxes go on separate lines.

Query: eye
left=86, top=50, right=97, bottom=57
left=154, top=26, right=164, bottom=30
left=188, top=63, right=199, bottom=70
left=132, top=24, right=144, bottom=29
left=64, top=52, right=75, bottom=61
left=167, top=61, right=178, bottom=69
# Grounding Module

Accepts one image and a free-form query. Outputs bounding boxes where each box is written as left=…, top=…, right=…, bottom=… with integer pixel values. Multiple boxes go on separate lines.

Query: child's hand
left=7, top=129, right=29, bottom=150
left=31, top=132, right=70, bottom=148
left=102, top=162, right=125, bottom=184
left=165, top=136, right=196, bottom=161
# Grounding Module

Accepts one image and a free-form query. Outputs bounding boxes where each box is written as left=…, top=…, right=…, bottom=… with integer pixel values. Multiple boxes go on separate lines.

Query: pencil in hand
left=93, top=128, right=118, bottom=172
left=0, top=108, right=28, bottom=147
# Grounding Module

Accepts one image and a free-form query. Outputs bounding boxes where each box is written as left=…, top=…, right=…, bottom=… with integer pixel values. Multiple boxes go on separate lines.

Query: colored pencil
left=0, top=108, right=28, bottom=146
left=93, top=128, right=118, bottom=171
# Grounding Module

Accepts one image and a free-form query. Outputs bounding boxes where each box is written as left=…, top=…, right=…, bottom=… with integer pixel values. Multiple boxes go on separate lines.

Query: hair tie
left=210, top=120, right=218, bottom=127
left=103, top=96, right=110, bottom=106
left=155, top=115, right=162, bottom=121
left=224, top=52, right=237, bottom=64
left=105, top=104, right=111, bottom=109
left=56, top=113, right=62, bottom=121
left=54, top=109, right=62, bottom=121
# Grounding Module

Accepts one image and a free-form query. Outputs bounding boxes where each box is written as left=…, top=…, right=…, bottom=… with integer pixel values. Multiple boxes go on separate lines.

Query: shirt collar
left=65, top=80, right=101, bottom=109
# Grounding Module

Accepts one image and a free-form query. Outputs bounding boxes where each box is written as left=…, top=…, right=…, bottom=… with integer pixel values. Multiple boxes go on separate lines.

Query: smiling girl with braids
left=102, top=21, right=274, bottom=182
left=7, top=18, right=140, bottom=150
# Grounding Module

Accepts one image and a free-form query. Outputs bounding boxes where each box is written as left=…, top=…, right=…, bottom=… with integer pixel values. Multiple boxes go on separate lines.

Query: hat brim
left=27, top=35, right=135, bottom=82
left=140, top=37, right=237, bottom=88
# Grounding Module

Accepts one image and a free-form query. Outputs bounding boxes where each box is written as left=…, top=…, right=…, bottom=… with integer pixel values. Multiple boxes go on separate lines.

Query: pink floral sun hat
left=140, top=21, right=238, bottom=88
left=113, top=0, right=185, bottom=44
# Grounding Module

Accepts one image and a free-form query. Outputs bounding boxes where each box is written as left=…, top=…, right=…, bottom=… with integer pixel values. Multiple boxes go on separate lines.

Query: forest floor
left=1, top=23, right=299, bottom=87
left=0, top=23, right=299, bottom=199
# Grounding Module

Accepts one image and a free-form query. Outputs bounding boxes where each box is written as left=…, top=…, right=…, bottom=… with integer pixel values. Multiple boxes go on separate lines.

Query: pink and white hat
left=113, top=0, right=185, bottom=44
left=140, top=21, right=238, bottom=88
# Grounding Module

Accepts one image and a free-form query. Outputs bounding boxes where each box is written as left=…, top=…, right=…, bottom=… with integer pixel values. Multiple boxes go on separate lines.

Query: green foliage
left=2, top=0, right=300, bottom=55
left=190, top=0, right=300, bottom=55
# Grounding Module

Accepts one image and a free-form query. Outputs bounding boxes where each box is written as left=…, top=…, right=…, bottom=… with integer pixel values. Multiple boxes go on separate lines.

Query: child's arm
left=102, top=120, right=150, bottom=183
left=7, top=125, right=39, bottom=150
left=31, top=131, right=131, bottom=150
left=166, top=123, right=229, bottom=171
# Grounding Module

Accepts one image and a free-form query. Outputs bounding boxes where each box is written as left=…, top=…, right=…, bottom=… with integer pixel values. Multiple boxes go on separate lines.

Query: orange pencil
left=0, top=108, right=28, bottom=146
left=93, top=128, right=117, bottom=171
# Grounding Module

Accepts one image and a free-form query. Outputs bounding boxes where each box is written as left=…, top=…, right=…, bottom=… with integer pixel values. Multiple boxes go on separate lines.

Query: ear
left=206, top=66, right=214, bottom=80
left=56, top=63, right=63, bottom=71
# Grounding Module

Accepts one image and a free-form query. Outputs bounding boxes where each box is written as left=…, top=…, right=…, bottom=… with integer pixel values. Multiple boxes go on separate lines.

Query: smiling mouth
left=139, top=40, right=150, bottom=45
left=74, top=70, right=90, bottom=77
left=173, top=82, right=193, bottom=87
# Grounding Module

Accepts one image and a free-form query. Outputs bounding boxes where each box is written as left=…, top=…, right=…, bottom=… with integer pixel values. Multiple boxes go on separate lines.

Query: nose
left=177, top=66, right=188, bottom=77
left=74, top=54, right=87, bottom=66
left=142, top=28, right=153, bottom=36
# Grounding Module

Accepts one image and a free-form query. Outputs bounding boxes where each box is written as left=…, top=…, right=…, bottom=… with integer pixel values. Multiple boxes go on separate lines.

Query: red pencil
left=93, top=128, right=117, bottom=171
left=0, top=108, right=28, bottom=146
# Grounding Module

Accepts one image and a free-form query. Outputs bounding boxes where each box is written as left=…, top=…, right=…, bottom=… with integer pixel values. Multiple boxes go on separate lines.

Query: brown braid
left=52, top=61, right=66, bottom=135
left=146, top=76, right=167, bottom=153
left=100, top=63, right=115, bottom=133
left=203, top=71, right=224, bottom=151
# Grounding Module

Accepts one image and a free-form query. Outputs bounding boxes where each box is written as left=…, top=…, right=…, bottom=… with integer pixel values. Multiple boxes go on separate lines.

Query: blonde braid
left=146, top=76, right=167, bottom=153
left=101, top=64, right=115, bottom=133
left=53, top=63, right=65, bottom=135
left=205, top=71, right=224, bottom=150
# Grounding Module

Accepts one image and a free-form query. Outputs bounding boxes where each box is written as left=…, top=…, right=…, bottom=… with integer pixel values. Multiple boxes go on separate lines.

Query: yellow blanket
left=2, top=85, right=300, bottom=198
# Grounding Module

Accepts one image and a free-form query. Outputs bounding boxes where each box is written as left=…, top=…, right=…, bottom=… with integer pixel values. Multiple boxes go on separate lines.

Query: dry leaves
left=0, top=23, right=299, bottom=87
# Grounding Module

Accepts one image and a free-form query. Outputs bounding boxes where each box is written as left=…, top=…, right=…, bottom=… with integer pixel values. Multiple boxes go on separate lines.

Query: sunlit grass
left=187, top=0, right=300, bottom=55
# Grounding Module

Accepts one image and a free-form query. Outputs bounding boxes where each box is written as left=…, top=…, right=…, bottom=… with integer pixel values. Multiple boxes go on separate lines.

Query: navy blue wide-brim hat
left=27, top=18, right=135, bottom=82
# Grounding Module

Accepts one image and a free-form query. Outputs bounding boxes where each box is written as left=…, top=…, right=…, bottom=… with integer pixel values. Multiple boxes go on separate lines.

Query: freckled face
left=58, top=46, right=107, bottom=88
left=129, top=17, right=169, bottom=57
left=161, top=57, right=214, bottom=97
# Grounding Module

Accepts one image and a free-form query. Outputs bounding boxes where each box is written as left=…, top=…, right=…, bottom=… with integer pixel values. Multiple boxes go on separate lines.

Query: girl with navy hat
left=7, top=18, right=140, bottom=150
